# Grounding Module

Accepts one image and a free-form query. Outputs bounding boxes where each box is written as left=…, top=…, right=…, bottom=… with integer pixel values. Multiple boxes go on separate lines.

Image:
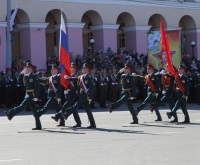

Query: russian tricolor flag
left=59, top=12, right=71, bottom=88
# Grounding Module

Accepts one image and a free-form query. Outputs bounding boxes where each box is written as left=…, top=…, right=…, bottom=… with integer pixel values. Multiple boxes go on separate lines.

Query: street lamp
left=90, top=38, right=95, bottom=62
left=191, top=41, right=195, bottom=59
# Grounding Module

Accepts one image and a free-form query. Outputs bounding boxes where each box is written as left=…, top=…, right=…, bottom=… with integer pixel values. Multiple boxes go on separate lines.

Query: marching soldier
left=37, top=65, right=65, bottom=127
left=4, top=62, right=42, bottom=130
left=51, top=63, right=82, bottom=128
left=62, top=63, right=96, bottom=129
left=136, top=64, right=162, bottom=121
left=166, top=64, right=190, bottom=123
left=152, top=66, right=176, bottom=121
left=97, top=68, right=108, bottom=108
left=106, top=63, right=138, bottom=124
left=108, top=68, right=119, bottom=102
left=90, top=68, right=98, bottom=109
left=36, top=70, right=47, bottom=108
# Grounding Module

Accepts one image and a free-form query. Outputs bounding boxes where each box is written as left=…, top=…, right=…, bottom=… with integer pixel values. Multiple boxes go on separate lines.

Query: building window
left=119, top=33, right=125, bottom=48
left=88, top=32, right=93, bottom=46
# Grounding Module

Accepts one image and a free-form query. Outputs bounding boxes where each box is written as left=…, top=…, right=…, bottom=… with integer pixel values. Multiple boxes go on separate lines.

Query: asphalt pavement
left=0, top=103, right=200, bottom=165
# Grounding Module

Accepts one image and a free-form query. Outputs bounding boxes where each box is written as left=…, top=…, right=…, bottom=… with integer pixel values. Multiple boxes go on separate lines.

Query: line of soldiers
left=4, top=61, right=192, bottom=130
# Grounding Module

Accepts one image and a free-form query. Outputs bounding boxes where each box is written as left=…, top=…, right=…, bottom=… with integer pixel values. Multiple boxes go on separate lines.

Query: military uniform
left=195, top=73, right=200, bottom=104
left=36, top=72, right=47, bottom=108
left=108, top=73, right=119, bottom=102
left=53, top=72, right=82, bottom=127
left=167, top=66, right=190, bottom=123
left=137, top=65, right=162, bottom=121
left=62, top=64, right=96, bottom=128
left=153, top=72, right=175, bottom=114
left=37, top=70, right=65, bottom=126
left=106, top=64, right=138, bottom=124
left=97, top=73, right=108, bottom=108
left=4, top=62, right=41, bottom=130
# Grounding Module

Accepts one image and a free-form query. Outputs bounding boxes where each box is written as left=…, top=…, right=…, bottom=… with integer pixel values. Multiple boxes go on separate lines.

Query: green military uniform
left=36, top=72, right=47, bottom=108
left=153, top=73, right=176, bottom=114
left=107, top=69, right=138, bottom=124
left=137, top=71, right=162, bottom=121
left=53, top=73, right=82, bottom=126
left=108, top=73, right=119, bottom=102
left=5, top=70, right=41, bottom=129
left=167, top=73, right=190, bottom=123
left=62, top=70, right=96, bottom=128
left=97, top=73, right=108, bottom=108
left=37, top=73, right=65, bottom=126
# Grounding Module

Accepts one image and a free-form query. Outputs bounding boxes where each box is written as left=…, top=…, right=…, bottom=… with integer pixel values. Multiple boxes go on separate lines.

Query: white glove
left=64, top=75, right=69, bottom=79
left=21, top=68, right=26, bottom=75
left=88, top=99, right=92, bottom=103
left=186, top=97, right=188, bottom=101
left=57, top=98, right=61, bottom=104
left=64, top=90, right=68, bottom=95
left=119, top=68, right=124, bottom=73
left=33, top=98, right=38, bottom=102
left=155, top=93, right=159, bottom=98
left=162, top=90, right=166, bottom=95
left=132, top=73, right=136, bottom=76
left=128, top=97, right=134, bottom=100
left=160, top=70, right=166, bottom=75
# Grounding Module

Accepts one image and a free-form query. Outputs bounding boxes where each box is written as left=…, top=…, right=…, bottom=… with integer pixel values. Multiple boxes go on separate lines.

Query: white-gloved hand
left=64, top=75, right=69, bottom=79
left=33, top=98, right=38, bottom=102
left=162, top=90, right=166, bottom=95
left=57, top=98, right=61, bottom=104
left=119, top=68, right=124, bottom=73
left=21, top=68, right=26, bottom=75
left=186, top=97, right=188, bottom=101
left=64, top=90, right=68, bottom=95
left=132, top=73, right=136, bottom=76
left=155, top=93, right=159, bottom=98
left=128, top=97, right=134, bottom=100
left=160, top=70, right=166, bottom=75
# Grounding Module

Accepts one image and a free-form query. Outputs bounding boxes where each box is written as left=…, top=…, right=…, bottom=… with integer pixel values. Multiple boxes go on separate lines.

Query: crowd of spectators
left=0, top=48, right=200, bottom=109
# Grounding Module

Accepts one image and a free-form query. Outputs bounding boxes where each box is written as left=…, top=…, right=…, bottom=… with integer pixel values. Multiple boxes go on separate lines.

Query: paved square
left=0, top=103, right=200, bottom=165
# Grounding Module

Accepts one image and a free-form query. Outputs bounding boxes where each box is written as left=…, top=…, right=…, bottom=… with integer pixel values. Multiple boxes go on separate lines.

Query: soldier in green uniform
left=62, top=63, right=96, bottom=129
left=152, top=66, right=176, bottom=121
left=4, top=62, right=42, bottom=130
left=136, top=64, right=162, bottom=121
left=36, top=70, right=47, bottom=108
left=51, top=63, right=82, bottom=127
left=106, top=63, right=138, bottom=124
left=166, top=64, right=190, bottom=123
left=37, top=65, right=65, bottom=127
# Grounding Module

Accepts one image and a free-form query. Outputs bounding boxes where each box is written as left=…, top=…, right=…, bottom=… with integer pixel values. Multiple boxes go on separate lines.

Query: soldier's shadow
left=61, top=127, right=158, bottom=136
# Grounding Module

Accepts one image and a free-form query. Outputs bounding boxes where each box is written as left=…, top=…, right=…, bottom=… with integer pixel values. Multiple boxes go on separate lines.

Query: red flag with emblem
left=160, top=18, right=176, bottom=76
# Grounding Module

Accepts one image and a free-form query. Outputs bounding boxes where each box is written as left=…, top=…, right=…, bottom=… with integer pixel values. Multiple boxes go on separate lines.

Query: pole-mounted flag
left=160, top=18, right=176, bottom=76
left=9, top=5, right=18, bottom=31
left=59, top=11, right=71, bottom=88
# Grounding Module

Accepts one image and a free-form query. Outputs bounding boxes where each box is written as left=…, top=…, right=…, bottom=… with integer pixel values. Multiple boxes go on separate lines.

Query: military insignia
left=126, top=79, right=129, bottom=83
left=29, top=79, right=33, bottom=82
left=85, top=80, right=88, bottom=84
left=53, top=80, right=57, bottom=83
left=88, top=74, right=92, bottom=78
left=182, top=80, right=185, bottom=83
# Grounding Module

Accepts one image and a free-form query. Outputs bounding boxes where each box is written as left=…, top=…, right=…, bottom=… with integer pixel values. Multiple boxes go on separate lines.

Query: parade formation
left=1, top=58, right=197, bottom=130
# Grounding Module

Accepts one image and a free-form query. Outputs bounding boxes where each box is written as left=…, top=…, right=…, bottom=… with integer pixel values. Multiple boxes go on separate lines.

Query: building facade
left=1, top=0, right=200, bottom=70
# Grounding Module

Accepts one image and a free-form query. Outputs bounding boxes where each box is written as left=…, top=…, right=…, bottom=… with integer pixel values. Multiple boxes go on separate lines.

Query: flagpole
left=6, top=0, right=12, bottom=71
